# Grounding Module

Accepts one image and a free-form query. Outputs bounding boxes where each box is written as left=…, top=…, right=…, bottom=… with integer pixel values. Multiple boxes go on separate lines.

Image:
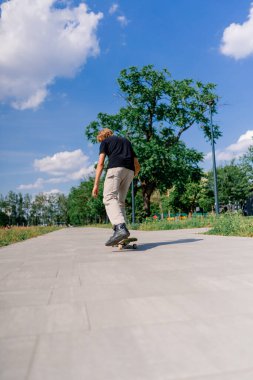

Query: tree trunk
left=141, top=182, right=155, bottom=217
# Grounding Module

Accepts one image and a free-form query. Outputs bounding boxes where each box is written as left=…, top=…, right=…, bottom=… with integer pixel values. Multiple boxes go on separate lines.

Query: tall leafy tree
left=85, top=65, right=220, bottom=216
left=208, top=160, right=251, bottom=209
left=23, top=194, right=32, bottom=225
left=68, top=178, right=106, bottom=225
left=5, top=191, right=18, bottom=225
left=240, top=144, right=253, bottom=184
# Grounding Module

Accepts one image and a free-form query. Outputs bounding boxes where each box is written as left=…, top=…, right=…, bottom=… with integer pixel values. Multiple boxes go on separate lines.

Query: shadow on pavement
left=137, top=238, right=203, bottom=252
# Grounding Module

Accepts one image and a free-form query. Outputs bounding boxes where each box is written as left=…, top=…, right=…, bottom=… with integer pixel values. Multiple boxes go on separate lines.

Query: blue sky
left=0, top=0, right=253, bottom=196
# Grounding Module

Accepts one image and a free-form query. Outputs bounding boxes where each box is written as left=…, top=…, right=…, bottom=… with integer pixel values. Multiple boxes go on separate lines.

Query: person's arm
left=134, top=157, right=141, bottom=177
left=92, top=153, right=106, bottom=197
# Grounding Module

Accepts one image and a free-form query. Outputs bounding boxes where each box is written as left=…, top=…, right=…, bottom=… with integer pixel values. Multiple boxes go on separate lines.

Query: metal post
left=131, top=180, right=135, bottom=224
left=209, top=102, right=219, bottom=215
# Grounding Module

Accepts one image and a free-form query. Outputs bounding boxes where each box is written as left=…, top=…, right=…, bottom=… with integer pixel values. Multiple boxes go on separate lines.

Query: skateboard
left=115, top=237, right=138, bottom=250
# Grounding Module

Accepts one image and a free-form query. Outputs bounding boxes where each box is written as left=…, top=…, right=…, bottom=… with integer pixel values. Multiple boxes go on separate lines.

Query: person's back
left=99, top=135, right=135, bottom=171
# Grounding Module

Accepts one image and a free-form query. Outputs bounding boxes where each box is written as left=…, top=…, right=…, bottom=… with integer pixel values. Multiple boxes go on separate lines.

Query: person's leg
left=103, top=168, right=133, bottom=246
left=103, top=168, right=125, bottom=225
left=118, top=168, right=134, bottom=223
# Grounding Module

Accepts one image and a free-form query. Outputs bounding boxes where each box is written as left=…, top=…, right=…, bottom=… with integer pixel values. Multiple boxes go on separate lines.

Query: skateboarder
left=92, top=128, right=140, bottom=246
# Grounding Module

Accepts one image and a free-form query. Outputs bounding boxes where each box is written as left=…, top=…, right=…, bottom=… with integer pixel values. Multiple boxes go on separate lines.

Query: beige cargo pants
left=103, top=167, right=134, bottom=225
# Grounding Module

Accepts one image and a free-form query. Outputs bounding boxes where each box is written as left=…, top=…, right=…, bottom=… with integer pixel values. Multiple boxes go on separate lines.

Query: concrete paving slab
left=185, top=369, right=253, bottom=379
left=0, top=277, right=56, bottom=291
left=0, top=227, right=253, bottom=379
left=0, top=303, right=89, bottom=338
left=0, top=289, right=52, bottom=309
left=0, top=336, right=37, bottom=380
left=86, top=295, right=190, bottom=330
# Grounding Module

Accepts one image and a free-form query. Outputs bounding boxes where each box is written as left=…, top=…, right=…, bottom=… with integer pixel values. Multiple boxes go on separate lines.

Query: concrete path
left=0, top=227, right=253, bottom=380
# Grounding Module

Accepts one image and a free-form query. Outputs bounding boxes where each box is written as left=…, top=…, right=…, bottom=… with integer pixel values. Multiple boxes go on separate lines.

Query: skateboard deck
left=116, top=237, right=138, bottom=250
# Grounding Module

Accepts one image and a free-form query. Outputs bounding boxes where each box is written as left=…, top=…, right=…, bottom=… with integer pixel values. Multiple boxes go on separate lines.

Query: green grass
left=0, top=226, right=63, bottom=247
left=206, top=213, right=253, bottom=237
left=86, top=213, right=253, bottom=237
left=130, top=215, right=214, bottom=231
left=85, top=215, right=214, bottom=231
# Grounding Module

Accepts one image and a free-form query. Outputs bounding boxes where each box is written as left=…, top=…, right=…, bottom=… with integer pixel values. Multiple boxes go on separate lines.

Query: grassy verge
left=86, top=213, right=253, bottom=237
left=206, top=213, right=253, bottom=237
left=130, top=216, right=214, bottom=231
left=0, top=226, right=63, bottom=247
left=85, top=215, right=214, bottom=231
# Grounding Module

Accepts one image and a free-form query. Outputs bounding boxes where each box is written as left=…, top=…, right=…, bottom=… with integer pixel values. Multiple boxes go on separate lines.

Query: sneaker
left=105, top=223, right=130, bottom=246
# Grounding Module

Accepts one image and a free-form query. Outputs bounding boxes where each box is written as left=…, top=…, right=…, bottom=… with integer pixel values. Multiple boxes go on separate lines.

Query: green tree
left=23, top=193, right=32, bottom=225
left=68, top=178, right=106, bottom=225
left=29, top=194, right=45, bottom=225
left=16, top=193, right=27, bottom=225
left=165, top=175, right=214, bottom=214
left=168, top=182, right=202, bottom=214
left=240, top=144, right=253, bottom=184
left=208, top=160, right=251, bottom=209
left=0, top=192, right=31, bottom=225
left=56, top=194, right=69, bottom=225
left=0, top=211, right=9, bottom=226
left=85, top=65, right=220, bottom=216
left=5, top=191, right=18, bottom=225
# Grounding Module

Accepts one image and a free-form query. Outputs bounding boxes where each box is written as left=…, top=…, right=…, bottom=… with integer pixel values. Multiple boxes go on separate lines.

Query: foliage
left=130, top=214, right=214, bottom=231
left=208, top=160, right=252, bottom=209
left=0, top=211, right=9, bottom=227
left=239, top=144, right=253, bottom=184
left=85, top=65, right=220, bottom=216
left=0, top=226, right=62, bottom=247
left=0, top=191, right=69, bottom=226
left=68, top=178, right=106, bottom=225
left=150, top=175, right=213, bottom=216
left=87, top=213, right=253, bottom=238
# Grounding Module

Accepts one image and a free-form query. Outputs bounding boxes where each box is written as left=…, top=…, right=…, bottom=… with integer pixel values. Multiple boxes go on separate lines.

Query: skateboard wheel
left=118, top=244, right=123, bottom=250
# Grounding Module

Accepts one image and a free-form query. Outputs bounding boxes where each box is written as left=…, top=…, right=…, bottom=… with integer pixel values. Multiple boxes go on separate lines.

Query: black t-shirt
left=99, top=135, right=136, bottom=171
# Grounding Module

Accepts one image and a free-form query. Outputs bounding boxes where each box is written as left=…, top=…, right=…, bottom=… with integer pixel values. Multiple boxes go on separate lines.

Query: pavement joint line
left=82, top=301, right=92, bottom=331
left=47, top=287, right=55, bottom=305
left=24, top=335, right=40, bottom=380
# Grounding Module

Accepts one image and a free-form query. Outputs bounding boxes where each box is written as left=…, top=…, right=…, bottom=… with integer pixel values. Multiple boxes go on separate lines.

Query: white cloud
left=18, top=178, right=45, bottom=190
left=108, top=3, right=128, bottom=27
left=109, top=3, right=119, bottom=15
left=43, top=189, right=62, bottom=195
left=67, top=166, right=95, bottom=180
left=34, top=149, right=89, bottom=175
left=18, top=149, right=95, bottom=190
left=117, top=15, right=128, bottom=27
left=220, top=4, right=253, bottom=59
left=11, top=89, right=48, bottom=111
left=226, top=130, right=253, bottom=152
left=0, top=0, right=103, bottom=109
left=205, top=130, right=253, bottom=163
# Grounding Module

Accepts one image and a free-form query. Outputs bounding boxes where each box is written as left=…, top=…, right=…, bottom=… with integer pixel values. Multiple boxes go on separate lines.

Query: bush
left=130, top=214, right=214, bottom=231
left=207, top=213, right=253, bottom=237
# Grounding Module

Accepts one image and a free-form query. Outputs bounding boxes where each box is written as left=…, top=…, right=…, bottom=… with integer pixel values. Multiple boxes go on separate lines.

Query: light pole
left=125, top=129, right=136, bottom=224
left=131, top=180, right=135, bottom=224
left=207, top=100, right=219, bottom=215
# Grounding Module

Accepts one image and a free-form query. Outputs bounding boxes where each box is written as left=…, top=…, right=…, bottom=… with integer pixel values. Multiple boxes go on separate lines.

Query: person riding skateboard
left=92, top=128, right=140, bottom=246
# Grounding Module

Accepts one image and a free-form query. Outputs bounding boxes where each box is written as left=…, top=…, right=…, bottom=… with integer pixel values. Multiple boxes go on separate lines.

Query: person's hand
left=92, top=185, right=99, bottom=198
